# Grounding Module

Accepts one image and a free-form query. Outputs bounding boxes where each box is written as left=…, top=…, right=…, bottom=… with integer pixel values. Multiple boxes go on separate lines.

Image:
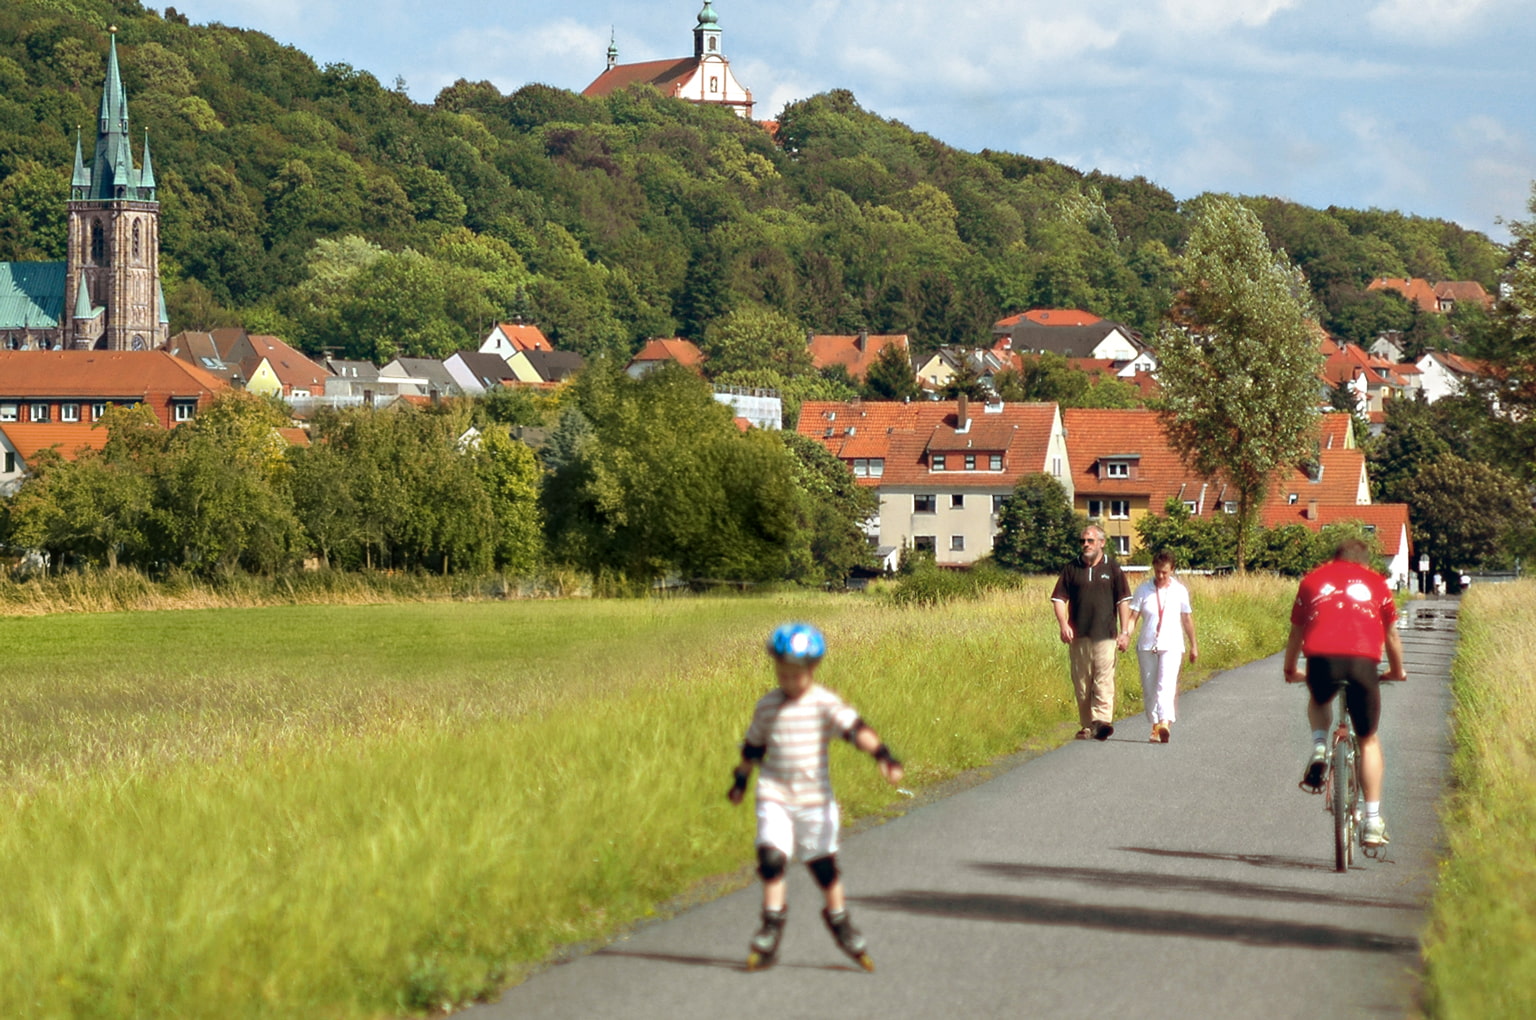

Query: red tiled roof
left=807, top=333, right=908, bottom=382
left=493, top=323, right=552, bottom=352
left=631, top=337, right=706, bottom=368
left=0, top=350, right=227, bottom=397
left=583, top=58, right=699, bottom=98
left=247, top=334, right=331, bottom=393
left=1368, top=277, right=1442, bottom=313
left=0, top=422, right=109, bottom=462
left=796, top=398, right=1059, bottom=488
left=1258, top=503, right=1410, bottom=556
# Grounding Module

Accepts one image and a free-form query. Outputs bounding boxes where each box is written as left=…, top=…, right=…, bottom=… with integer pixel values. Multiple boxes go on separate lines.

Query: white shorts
left=756, top=799, right=840, bottom=862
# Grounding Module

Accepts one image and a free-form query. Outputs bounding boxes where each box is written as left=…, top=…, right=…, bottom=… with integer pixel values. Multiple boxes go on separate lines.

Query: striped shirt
left=743, top=684, right=861, bottom=808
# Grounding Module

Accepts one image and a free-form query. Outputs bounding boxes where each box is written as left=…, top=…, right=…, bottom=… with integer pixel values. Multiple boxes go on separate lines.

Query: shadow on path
left=968, top=860, right=1417, bottom=911
left=857, top=890, right=1418, bottom=953
left=591, top=948, right=856, bottom=974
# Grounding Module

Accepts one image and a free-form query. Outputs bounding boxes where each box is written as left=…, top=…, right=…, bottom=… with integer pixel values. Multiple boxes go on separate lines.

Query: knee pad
left=807, top=854, right=839, bottom=889
left=756, top=845, right=788, bottom=882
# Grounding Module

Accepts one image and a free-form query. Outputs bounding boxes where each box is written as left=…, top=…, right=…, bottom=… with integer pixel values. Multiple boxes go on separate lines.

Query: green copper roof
left=76, top=33, right=156, bottom=203
left=0, top=261, right=66, bottom=329
left=697, top=2, right=719, bottom=28
left=73, top=272, right=102, bottom=320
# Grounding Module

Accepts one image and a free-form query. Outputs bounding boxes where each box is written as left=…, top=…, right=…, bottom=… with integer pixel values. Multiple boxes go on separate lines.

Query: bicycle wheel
left=1331, top=736, right=1350, bottom=872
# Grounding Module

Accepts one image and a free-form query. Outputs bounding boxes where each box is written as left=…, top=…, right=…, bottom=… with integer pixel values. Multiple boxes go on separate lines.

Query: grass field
left=1421, top=580, right=1536, bottom=1019
left=0, top=576, right=1293, bottom=1018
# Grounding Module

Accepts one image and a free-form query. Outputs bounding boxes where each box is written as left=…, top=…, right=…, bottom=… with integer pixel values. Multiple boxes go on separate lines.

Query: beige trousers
left=1070, top=637, right=1118, bottom=727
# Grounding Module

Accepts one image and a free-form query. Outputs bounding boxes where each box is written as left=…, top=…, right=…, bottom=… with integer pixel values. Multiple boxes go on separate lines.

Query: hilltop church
left=582, top=1, right=754, bottom=119
left=0, top=30, right=168, bottom=352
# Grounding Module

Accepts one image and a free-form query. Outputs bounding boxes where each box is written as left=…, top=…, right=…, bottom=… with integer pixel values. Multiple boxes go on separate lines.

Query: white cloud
left=1159, top=0, right=1301, bottom=32
left=1367, top=0, right=1499, bottom=39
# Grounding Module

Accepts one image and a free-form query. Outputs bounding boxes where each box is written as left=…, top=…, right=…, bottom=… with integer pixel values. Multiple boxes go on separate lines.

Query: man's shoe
left=1299, top=746, right=1327, bottom=792
left=1093, top=723, right=1114, bottom=741
left=1362, top=816, right=1390, bottom=847
left=1157, top=722, right=1171, bottom=744
left=1075, top=727, right=1094, bottom=740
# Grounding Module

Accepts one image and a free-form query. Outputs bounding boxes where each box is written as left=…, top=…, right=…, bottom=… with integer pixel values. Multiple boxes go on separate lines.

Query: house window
left=868, top=458, right=883, bottom=477
left=992, top=494, right=1007, bottom=514
left=1052, top=456, right=1062, bottom=476
left=951, top=494, right=964, bottom=509
left=3, top=452, right=13, bottom=473
left=61, top=403, right=80, bottom=422
left=932, top=454, right=946, bottom=471
left=1112, top=536, right=1130, bottom=556
left=989, top=454, right=1002, bottom=470
left=914, top=494, right=936, bottom=513
left=853, top=458, right=869, bottom=477
left=1087, top=499, right=1104, bottom=519
left=964, top=454, right=976, bottom=470
left=1182, top=500, right=1198, bottom=513
left=173, top=401, right=195, bottom=422
left=1288, top=493, right=1298, bottom=505
left=950, top=535, right=966, bottom=551
left=91, top=402, right=108, bottom=421
left=1363, top=525, right=1377, bottom=535
left=29, top=403, right=49, bottom=422
left=1223, top=501, right=1237, bottom=514
left=0, top=403, right=15, bottom=422
left=1110, top=500, right=1130, bottom=520
left=912, top=535, right=936, bottom=553
left=1106, top=461, right=1129, bottom=478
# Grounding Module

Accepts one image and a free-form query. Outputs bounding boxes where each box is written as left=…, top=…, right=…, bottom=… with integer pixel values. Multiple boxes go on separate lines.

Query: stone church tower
left=64, top=30, right=165, bottom=351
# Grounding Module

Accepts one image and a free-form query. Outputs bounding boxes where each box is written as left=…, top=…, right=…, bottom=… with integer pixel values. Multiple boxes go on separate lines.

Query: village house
left=0, top=350, right=226, bottom=493
left=627, top=337, right=706, bottom=378
left=165, top=328, right=330, bottom=399
left=1415, top=350, right=1495, bottom=404
left=1367, top=277, right=1494, bottom=314
left=479, top=320, right=552, bottom=360
left=443, top=351, right=516, bottom=396
left=806, top=331, right=909, bottom=382
left=797, top=395, right=1070, bottom=567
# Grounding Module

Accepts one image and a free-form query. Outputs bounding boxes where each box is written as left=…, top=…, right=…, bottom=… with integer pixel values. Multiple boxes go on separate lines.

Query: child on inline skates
left=728, top=622, right=905, bottom=971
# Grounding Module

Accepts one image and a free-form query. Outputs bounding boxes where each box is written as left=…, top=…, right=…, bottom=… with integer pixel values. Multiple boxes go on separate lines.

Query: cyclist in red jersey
left=1283, top=539, right=1407, bottom=845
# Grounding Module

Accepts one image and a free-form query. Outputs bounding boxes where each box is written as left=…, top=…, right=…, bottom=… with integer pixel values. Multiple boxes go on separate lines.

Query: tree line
left=0, top=0, right=1509, bottom=369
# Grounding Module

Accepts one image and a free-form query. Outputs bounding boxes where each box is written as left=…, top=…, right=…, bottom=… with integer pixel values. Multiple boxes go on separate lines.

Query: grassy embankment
left=0, top=574, right=1291, bottom=1018
left=1421, top=580, right=1536, bottom=1019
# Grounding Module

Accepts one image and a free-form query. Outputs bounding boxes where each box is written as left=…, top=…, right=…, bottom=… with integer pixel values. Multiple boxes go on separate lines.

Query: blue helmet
left=767, top=622, right=826, bottom=663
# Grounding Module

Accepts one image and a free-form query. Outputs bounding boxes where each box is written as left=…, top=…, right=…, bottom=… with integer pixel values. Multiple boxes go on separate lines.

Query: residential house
left=806, top=331, right=910, bottom=382
left=165, top=328, right=331, bottom=399
left=1415, top=350, right=1493, bottom=404
left=1260, top=502, right=1413, bottom=590
left=797, top=396, right=1071, bottom=567
left=582, top=2, right=754, bottom=119
left=1318, top=337, right=1414, bottom=414
left=379, top=357, right=460, bottom=399
left=1064, top=409, right=1375, bottom=559
left=1367, top=277, right=1494, bottom=314
left=479, top=320, right=552, bottom=360
left=443, top=351, right=516, bottom=395
left=627, top=337, right=706, bottom=377
left=995, top=320, right=1148, bottom=363
left=915, top=346, right=1013, bottom=395
left=0, top=350, right=225, bottom=492
left=505, top=348, right=585, bottom=386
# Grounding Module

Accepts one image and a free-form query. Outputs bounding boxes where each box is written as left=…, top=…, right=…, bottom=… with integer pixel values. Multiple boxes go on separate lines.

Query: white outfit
left=1130, top=578, right=1192, bottom=725
left=743, top=683, right=860, bottom=860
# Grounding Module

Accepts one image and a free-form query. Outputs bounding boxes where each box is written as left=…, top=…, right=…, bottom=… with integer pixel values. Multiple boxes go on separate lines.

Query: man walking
left=1051, top=524, right=1132, bottom=740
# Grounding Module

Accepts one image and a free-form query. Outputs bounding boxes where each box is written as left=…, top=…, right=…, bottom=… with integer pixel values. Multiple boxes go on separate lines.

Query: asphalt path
left=469, top=600, right=1458, bottom=1019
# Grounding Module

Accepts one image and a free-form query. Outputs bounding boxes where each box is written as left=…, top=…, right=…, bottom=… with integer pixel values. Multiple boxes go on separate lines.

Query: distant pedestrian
left=1128, top=550, right=1199, bottom=743
left=1459, top=572, right=1471, bottom=592
left=1051, top=524, right=1132, bottom=741
left=728, top=623, right=904, bottom=971
left=1432, top=571, right=1444, bottom=596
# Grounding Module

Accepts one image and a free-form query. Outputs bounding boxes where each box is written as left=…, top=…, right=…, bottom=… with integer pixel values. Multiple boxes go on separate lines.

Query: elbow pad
left=741, top=742, right=767, bottom=762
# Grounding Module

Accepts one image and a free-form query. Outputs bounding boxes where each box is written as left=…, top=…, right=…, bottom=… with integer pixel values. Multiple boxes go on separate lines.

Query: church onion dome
left=697, top=1, right=719, bottom=27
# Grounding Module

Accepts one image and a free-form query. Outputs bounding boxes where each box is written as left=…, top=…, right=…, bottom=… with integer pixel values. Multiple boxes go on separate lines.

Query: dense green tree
left=1154, top=196, right=1322, bottom=571
left=1399, top=455, right=1535, bottom=572
left=1367, top=396, right=1453, bottom=502
left=700, top=305, right=812, bottom=378
left=993, top=473, right=1085, bottom=574
left=1133, top=499, right=1229, bottom=569
left=862, top=341, right=920, bottom=401
left=777, top=431, right=878, bottom=584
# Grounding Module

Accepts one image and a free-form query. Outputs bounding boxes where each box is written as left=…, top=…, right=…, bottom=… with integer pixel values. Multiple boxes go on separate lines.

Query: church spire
left=694, top=1, right=723, bottom=59
left=605, top=28, right=617, bottom=71
left=87, top=28, right=143, bottom=200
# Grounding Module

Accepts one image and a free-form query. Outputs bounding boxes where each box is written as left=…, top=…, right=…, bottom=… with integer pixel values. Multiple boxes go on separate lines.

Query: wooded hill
left=0, top=0, right=1511, bottom=365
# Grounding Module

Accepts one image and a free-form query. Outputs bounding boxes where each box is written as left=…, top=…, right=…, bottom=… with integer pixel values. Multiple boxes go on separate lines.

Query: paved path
left=469, top=601, right=1458, bottom=1019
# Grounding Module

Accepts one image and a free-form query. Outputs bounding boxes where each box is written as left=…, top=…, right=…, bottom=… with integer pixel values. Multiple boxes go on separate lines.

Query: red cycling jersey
left=1290, top=559, right=1397, bottom=659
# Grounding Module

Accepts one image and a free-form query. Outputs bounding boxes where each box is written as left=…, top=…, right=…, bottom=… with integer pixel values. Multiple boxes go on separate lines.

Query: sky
left=171, top=0, right=1536, bottom=243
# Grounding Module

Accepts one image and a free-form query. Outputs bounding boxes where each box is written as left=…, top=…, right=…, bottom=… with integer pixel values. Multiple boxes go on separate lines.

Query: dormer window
left=1106, top=461, right=1129, bottom=478
left=932, top=454, right=946, bottom=471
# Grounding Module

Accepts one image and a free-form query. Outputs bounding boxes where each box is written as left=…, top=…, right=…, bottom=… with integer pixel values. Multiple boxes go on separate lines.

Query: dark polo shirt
left=1051, top=555, right=1131, bottom=641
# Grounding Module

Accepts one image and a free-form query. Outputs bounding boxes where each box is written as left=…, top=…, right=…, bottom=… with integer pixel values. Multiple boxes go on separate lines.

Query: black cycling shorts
left=1305, top=655, right=1382, bottom=738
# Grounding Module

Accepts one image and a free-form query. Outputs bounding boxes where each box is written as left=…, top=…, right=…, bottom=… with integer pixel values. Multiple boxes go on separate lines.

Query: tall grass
left=1421, top=581, right=1536, bottom=1019
left=0, top=577, right=1293, bottom=1018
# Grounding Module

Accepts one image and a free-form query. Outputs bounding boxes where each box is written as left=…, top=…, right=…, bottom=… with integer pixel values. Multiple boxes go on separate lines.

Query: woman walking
left=1128, top=550, right=1198, bottom=743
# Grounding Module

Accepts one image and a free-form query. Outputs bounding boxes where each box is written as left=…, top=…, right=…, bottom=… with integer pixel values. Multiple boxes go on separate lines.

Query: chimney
left=857, top=329, right=868, bottom=352
left=956, top=393, right=969, bottom=431
left=1306, top=499, right=1318, bottom=521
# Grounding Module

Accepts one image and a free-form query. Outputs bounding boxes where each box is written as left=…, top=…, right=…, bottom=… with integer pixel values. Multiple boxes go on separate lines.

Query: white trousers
left=756, top=799, right=840, bottom=861
left=1136, top=648, right=1182, bottom=724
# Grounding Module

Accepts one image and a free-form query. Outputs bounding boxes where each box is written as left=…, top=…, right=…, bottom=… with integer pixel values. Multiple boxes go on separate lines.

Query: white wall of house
left=1415, top=354, right=1464, bottom=403
left=1090, top=328, right=1142, bottom=361
left=877, top=486, right=1015, bottom=566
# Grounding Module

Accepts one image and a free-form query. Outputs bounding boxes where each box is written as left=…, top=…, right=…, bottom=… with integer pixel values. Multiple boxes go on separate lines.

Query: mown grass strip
left=0, top=577, right=1291, bottom=1018
left=1421, top=580, right=1536, bottom=1020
